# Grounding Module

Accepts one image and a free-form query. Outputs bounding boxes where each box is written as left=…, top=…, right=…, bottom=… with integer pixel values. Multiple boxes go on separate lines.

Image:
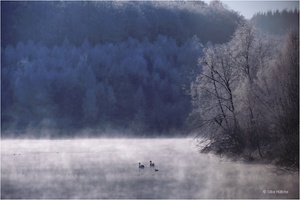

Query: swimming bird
left=139, top=163, right=145, bottom=169
left=155, top=169, right=159, bottom=172
left=150, top=161, right=155, bottom=167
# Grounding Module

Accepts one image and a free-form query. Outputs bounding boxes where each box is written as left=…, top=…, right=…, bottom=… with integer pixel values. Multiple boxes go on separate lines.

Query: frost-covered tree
left=2, top=0, right=246, bottom=137
left=191, top=21, right=298, bottom=168
left=256, top=28, right=299, bottom=167
left=191, top=22, right=281, bottom=158
left=2, top=1, right=244, bottom=47
left=191, top=43, right=244, bottom=155
left=2, top=35, right=203, bottom=136
left=229, top=23, right=277, bottom=157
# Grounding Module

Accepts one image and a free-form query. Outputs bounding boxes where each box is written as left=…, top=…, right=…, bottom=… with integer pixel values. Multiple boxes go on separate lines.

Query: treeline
left=2, top=36, right=203, bottom=137
left=251, top=9, right=299, bottom=35
left=1, top=1, right=243, bottom=47
left=190, top=22, right=299, bottom=169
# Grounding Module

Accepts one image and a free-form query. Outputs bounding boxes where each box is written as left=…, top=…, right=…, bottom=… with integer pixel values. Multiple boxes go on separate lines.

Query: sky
left=205, top=1, right=299, bottom=19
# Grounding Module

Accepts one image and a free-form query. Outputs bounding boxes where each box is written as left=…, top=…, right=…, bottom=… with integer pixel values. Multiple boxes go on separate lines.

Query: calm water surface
left=1, top=138, right=299, bottom=199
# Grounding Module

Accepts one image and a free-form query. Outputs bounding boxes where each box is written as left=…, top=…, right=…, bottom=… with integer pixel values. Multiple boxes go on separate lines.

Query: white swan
left=150, top=161, right=155, bottom=167
left=139, top=162, right=145, bottom=168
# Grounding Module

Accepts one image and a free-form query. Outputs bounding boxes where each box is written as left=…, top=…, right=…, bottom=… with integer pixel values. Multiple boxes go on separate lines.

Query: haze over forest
left=2, top=1, right=244, bottom=137
left=1, top=1, right=299, bottom=143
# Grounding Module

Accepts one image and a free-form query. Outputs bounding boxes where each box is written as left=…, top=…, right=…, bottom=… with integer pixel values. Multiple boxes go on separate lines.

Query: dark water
left=1, top=139, right=299, bottom=199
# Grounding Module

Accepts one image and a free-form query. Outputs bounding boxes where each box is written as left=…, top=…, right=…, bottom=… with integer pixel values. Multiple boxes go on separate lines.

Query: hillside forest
left=1, top=1, right=299, bottom=168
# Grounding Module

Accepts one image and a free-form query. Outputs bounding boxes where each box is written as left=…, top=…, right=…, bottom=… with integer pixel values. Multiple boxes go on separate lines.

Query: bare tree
left=191, top=44, right=244, bottom=155
left=229, top=22, right=278, bottom=158
left=256, top=28, right=299, bottom=167
left=191, top=22, right=284, bottom=161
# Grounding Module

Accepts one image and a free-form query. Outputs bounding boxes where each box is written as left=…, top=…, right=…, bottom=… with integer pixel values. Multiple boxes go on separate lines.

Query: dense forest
left=1, top=1, right=299, bottom=168
left=1, top=1, right=244, bottom=137
left=2, top=1, right=242, bottom=47
left=251, top=9, right=299, bottom=35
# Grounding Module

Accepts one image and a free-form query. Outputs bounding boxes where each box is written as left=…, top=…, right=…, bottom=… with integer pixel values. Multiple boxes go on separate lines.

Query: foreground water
left=1, top=138, right=299, bottom=199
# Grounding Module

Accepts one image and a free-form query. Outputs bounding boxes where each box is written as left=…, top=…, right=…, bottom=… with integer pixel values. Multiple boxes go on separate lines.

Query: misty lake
left=1, top=138, right=299, bottom=199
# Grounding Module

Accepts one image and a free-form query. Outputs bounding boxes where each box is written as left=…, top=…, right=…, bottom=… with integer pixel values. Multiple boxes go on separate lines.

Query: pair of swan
left=139, top=161, right=158, bottom=171
left=138, top=161, right=154, bottom=168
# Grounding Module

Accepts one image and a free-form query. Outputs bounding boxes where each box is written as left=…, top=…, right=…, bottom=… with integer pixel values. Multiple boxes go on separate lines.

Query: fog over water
left=1, top=139, right=298, bottom=199
left=1, top=2, right=298, bottom=199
